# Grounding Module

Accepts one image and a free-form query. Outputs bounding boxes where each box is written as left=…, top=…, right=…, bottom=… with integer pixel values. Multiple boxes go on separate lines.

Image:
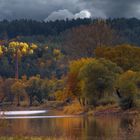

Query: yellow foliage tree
left=67, top=58, right=95, bottom=105
left=0, top=42, right=38, bottom=79
left=53, top=49, right=62, bottom=60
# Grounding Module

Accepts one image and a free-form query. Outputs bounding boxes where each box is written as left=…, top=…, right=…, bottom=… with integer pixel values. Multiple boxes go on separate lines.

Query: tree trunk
left=99, top=90, right=103, bottom=99
left=78, top=97, right=82, bottom=106
left=17, top=94, right=20, bottom=106
left=116, top=88, right=122, bottom=99
left=0, top=96, right=6, bottom=104
left=29, top=96, right=33, bottom=106
left=15, top=51, right=19, bottom=79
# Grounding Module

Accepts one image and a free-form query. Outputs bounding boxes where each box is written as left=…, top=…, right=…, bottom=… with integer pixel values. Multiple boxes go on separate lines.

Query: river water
left=0, top=110, right=140, bottom=140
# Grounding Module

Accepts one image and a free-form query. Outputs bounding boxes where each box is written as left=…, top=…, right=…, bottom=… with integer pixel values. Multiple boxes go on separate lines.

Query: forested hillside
left=1, top=18, right=140, bottom=110
left=0, top=18, right=140, bottom=45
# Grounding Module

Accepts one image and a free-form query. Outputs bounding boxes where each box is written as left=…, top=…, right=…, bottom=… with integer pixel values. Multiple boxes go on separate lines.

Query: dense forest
left=0, top=18, right=140, bottom=45
left=0, top=18, right=140, bottom=111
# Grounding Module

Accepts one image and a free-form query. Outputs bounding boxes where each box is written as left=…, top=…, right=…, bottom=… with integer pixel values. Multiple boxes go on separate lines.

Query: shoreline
left=1, top=102, right=140, bottom=117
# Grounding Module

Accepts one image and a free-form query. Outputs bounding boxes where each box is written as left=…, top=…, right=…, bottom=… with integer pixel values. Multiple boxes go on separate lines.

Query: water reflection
left=0, top=110, right=48, bottom=116
left=0, top=115, right=140, bottom=140
left=119, top=116, right=137, bottom=140
left=120, top=117, right=136, bottom=134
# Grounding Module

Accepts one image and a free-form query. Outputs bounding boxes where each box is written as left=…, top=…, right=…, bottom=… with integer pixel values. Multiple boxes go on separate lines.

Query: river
left=0, top=110, right=140, bottom=140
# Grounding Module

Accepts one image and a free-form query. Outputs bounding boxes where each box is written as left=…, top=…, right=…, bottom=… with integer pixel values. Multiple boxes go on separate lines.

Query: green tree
left=79, top=59, right=122, bottom=106
left=115, top=70, right=140, bottom=110
left=67, top=58, right=122, bottom=106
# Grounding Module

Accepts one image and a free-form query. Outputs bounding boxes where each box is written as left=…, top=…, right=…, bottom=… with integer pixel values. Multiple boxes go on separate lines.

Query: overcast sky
left=0, top=0, right=140, bottom=21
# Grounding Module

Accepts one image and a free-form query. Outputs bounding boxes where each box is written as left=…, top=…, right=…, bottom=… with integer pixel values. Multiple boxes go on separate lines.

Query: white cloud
left=74, top=10, right=91, bottom=19
left=44, top=9, right=73, bottom=22
left=44, top=9, right=91, bottom=22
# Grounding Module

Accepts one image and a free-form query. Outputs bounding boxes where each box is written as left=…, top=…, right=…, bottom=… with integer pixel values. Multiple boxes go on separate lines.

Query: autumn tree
left=8, top=42, right=38, bottom=79
left=67, top=58, right=122, bottom=106
left=0, top=77, right=5, bottom=103
left=11, top=80, right=26, bottom=106
left=53, top=49, right=63, bottom=60
left=3, top=78, right=16, bottom=104
left=67, top=58, right=94, bottom=105
left=25, top=76, right=45, bottom=106
left=62, top=20, right=117, bottom=58
left=0, top=42, right=37, bottom=79
left=95, top=44, right=140, bottom=71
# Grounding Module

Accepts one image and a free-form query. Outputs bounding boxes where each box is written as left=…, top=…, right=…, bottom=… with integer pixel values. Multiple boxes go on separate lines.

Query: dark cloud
left=0, top=0, right=139, bottom=21
left=102, top=0, right=140, bottom=18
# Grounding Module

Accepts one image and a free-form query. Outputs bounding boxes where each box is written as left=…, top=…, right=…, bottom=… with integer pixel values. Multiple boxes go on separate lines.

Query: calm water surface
left=0, top=110, right=140, bottom=140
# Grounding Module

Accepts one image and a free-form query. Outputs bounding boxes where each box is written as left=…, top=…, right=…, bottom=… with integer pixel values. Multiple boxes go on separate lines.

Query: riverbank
left=93, top=105, right=140, bottom=117
left=1, top=101, right=140, bottom=117
left=44, top=101, right=140, bottom=117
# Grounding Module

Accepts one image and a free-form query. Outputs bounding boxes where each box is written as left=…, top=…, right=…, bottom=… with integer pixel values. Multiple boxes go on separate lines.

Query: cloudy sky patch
left=0, top=0, right=139, bottom=21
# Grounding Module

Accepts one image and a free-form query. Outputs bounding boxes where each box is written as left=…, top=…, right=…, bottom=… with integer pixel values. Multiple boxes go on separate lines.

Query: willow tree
left=0, top=42, right=37, bottom=79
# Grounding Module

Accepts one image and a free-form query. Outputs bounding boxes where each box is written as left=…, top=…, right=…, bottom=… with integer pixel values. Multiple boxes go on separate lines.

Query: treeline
left=0, top=18, right=91, bottom=39
left=0, top=76, right=65, bottom=106
left=1, top=18, right=140, bottom=45
left=1, top=44, right=140, bottom=110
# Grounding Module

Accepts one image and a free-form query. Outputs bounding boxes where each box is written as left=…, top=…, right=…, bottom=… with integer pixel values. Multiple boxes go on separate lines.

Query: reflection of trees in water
left=83, top=117, right=109, bottom=140
left=120, top=116, right=136, bottom=140
left=0, top=119, right=8, bottom=130
left=1, top=116, right=139, bottom=139
left=0, top=117, right=91, bottom=138
left=0, top=117, right=111, bottom=139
